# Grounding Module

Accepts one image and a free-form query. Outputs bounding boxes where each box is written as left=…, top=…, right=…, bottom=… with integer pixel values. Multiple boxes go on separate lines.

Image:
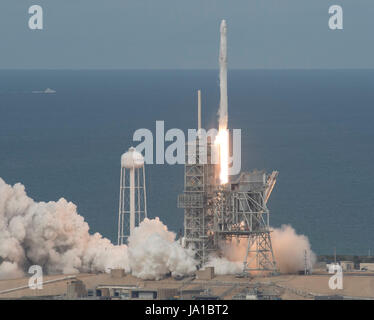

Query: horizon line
left=1, top=67, right=374, bottom=71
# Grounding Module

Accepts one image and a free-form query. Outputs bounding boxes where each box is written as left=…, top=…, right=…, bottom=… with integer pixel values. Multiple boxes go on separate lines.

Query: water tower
left=117, top=147, right=147, bottom=245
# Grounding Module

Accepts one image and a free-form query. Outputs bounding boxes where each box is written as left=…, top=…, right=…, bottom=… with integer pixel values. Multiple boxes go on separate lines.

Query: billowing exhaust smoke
left=271, top=225, right=316, bottom=273
left=0, top=178, right=195, bottom=280
left=128, top=218, right=196, bottom=280
left=0, top=178, right=129, bottom=279
left=205, top=225, right=316, bottom=274
left=0, top=177, right=315, bottom=280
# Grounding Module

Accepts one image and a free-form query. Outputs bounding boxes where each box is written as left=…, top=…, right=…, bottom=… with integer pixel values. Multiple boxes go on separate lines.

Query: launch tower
left=178, top=20, right=279, bottom=275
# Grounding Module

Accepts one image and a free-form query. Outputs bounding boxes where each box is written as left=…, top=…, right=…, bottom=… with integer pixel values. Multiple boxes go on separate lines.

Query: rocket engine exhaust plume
left=216, top=129, right=229, bottom=184
left=216, top=19, right=229, bottom=185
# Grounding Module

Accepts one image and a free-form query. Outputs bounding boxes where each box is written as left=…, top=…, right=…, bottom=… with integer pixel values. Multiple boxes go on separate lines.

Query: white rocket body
left=219, top=19, right=228, bottom=130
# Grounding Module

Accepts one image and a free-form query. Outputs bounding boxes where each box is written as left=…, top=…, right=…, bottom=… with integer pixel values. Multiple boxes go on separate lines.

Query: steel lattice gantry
left=177, top=131, right=279, bottom=275
left=178, top=138, right=218, bottom=265
left=178, top=141, right=280, bottom=274
left=214, top=170, right=279, bottom=274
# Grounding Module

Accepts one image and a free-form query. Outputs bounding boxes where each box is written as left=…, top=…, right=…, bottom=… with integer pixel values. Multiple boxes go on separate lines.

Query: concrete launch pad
left=1, top=272, right=373, bottom=300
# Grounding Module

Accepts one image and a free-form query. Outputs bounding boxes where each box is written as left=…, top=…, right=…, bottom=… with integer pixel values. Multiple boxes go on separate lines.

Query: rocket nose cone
left=220, top=19, right=227, bottom=33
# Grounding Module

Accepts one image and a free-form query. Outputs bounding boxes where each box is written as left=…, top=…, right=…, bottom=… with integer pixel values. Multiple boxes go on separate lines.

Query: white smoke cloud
left=0, top=261, right=24, bottom=280
left=0, top=178, right=196, bottom=280
left=271, top=225, right=316, bottom=274
left=0, top=178, right=129, bottom=279
left=0, top=177, right=315, bottom=280
left=204, top=256, right=242, bottom=275
left=206, top=225, right=316, bottom=275
left=128, top=218, right=196, bottom=280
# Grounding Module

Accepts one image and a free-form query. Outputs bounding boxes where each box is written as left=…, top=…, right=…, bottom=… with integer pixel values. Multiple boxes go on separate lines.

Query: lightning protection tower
left=177, top=90, right=218, bottom=265
left=118, top=147, right=147, bottom=245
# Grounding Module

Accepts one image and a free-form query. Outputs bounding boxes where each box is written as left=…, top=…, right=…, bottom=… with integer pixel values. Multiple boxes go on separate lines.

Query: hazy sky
left=0, top=0, right=373, bottom=69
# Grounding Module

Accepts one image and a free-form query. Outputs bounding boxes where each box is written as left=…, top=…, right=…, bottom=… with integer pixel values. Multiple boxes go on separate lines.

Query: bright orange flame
left=215, top=127, right=229, bottom=184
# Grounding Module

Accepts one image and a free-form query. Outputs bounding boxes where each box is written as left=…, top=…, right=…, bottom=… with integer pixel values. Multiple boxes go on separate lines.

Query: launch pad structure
left=178, top=91, right=279, bottom=275
left=178, top=20, right=278, bottom=275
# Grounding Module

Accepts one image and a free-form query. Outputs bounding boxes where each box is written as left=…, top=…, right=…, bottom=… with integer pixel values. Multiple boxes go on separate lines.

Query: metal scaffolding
left=178, top=138, right=217, bottom=265
left=214, top=171, right=279, bottom=274
left=179, top=150, right=279, bottom=274
left=177, top=90, right=279, bottom=275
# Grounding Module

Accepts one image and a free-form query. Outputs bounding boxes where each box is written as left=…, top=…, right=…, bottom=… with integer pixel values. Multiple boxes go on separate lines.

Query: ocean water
left=0, top=69, right=373, bottom=255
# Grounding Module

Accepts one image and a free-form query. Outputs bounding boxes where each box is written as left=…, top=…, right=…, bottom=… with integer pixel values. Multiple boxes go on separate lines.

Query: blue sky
left=0, top=0, right=373, bottom=69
